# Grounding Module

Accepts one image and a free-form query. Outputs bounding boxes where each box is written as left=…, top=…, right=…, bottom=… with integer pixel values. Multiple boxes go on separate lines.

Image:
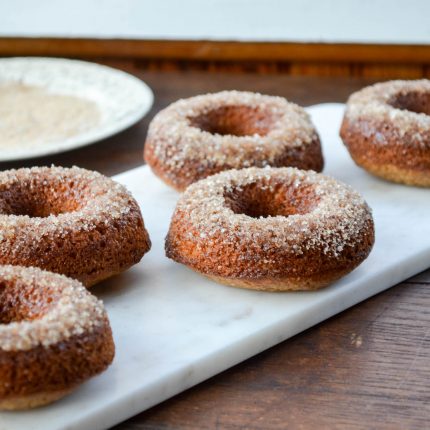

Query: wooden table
left=3, top=71, right=429, bottom=429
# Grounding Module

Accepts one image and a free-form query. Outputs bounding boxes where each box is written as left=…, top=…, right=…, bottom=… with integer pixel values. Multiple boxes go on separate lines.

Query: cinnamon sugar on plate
left=0, top=83, right=100, bottom=149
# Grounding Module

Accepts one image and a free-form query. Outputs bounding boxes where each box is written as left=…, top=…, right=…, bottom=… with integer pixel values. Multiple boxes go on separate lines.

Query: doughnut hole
left=189, top=105, right=279, bottom=137
left=0, top=278, right=59, bottom=323
left=224, top=181, right=319, bottom=218
left=389, top=91, right=430, bottom=116
left=0, top=177, right=92, bottom=217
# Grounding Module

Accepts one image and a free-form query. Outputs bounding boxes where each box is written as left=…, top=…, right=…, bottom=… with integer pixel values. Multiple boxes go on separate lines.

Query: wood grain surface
left=2, top=38, right=430, bottom=78
left=3, top=38, right=430, bottom=62
left=1, top=70, right=428, bottom=429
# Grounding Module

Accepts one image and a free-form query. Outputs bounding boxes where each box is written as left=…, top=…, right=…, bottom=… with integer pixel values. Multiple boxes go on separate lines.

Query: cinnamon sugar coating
left=340, top=80, right=430, bottom=187
left=0, top=166, right=151, bottom=286
left=144, top=91, right=323, bottom=191
left=166, top=167, right=374, bottom=291
left=0, top=265, right=114, bottom=409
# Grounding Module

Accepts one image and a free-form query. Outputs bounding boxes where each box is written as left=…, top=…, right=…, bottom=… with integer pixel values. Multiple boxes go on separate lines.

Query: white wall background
left=1, top=0, right=429, bottom=44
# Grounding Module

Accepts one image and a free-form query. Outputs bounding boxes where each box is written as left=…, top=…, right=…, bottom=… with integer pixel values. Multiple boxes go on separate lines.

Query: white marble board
left=1, top=103, right=429, bottom=430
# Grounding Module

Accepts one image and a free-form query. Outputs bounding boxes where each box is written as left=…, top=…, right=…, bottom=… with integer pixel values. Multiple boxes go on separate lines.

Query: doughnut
left=340, top=80, right=430, bottom=187
left=0, top=265, right=114, bottom=410
left=144, top=91, right=323, bottom=191
left=0, top=166, right=151, bottom=287
left=166, top=167, right=374, bottom=291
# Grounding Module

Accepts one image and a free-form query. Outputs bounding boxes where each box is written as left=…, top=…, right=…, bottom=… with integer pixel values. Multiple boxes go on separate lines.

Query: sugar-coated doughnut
left=0, top=265, right=114, bottom=410
left=145, top=91, right=323, bottom=191
left=166, top=167, right=374, bottom=291
left=0, top=166, right=151, bottom=287
left=340, top=80, right=430, bottom=187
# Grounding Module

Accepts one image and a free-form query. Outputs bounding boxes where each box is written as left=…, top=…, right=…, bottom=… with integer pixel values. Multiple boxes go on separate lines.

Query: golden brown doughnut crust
left=144, top=91, right=323, bottom=191
left=340, top=80, right=430, bottom=187
left=0, top=166, right=151, bottom=287
left=0, top=265, right=115, bottom=410
left=166, top=167, right=374, bottom=291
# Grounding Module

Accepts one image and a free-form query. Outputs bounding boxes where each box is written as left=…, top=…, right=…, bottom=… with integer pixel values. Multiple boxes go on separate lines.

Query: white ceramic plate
left=0, top=57, right=153, bottom=161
